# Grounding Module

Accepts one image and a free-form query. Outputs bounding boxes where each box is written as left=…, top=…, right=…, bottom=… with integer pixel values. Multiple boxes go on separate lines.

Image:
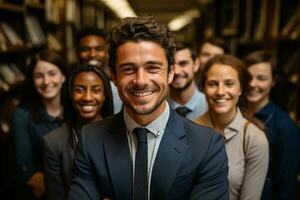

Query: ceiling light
left=168, top=9, right=201, bottom=31
left=100, top=0, right=137, bottom=18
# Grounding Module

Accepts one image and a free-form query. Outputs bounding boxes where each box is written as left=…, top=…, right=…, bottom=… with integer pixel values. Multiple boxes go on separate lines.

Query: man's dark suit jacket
left=68, top=109, right=229, bottom=200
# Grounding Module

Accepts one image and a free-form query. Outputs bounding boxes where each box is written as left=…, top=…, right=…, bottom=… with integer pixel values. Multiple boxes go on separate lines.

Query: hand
left=26, top=172, right=45, bottom=198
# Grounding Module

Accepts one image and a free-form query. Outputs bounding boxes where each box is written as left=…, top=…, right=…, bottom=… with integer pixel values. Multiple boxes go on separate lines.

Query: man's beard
left=170, top=77, right=193, bottom=92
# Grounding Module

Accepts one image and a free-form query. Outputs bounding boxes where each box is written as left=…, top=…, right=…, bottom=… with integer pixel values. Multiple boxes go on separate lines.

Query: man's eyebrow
left=118, top=62, right=136, bottom=69
left=145, top=61, right=163, bottom=66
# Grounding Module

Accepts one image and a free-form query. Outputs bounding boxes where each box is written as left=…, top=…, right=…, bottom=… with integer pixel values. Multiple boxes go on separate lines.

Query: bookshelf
left=0, top=0, right=114, bottom=197
left=197, top=0, right=300, bottom=124
left=0, top=2, right=25, bottom=198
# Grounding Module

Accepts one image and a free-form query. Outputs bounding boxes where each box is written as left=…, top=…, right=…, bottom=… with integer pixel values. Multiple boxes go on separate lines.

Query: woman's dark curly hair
left=107, top=16, right=176, bottom=74
left=63, top=64, right=114, bottom=127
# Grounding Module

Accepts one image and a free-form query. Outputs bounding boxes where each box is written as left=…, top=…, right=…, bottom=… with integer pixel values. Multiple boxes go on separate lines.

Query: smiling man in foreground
left=68, top=16, right=229, bottom=200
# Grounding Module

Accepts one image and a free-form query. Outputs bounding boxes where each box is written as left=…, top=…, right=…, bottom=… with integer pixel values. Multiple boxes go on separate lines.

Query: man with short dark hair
left=69, top=17, right=229, bottom=200
left=76, top=27, right=122, bottom=113
left=168, top=41, right=207, bottom=119
left=196, top=37, right=228, bottom=89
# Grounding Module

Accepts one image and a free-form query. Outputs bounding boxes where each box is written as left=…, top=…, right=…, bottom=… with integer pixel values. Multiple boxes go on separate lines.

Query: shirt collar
left=168, top=86, right=200, bottom=111
left=39, top=106, right=63, bottom=123
left=124, top=102, right=170, bottom=137
left=196, top=108, right=244, bottom=141
left=224, top=108, right=245, bottom=140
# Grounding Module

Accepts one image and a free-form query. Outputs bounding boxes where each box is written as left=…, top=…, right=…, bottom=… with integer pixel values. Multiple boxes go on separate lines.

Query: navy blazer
left=68, top=109, right=229, bottom=200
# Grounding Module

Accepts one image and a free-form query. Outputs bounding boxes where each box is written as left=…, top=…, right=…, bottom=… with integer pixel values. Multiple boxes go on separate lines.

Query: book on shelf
left=25, top=16, right=40, bottom=45
left=290, top=25, right=300, bottom=40
left=253, top=0, right=268, bottom=41
left=221, top=0, right=239, bottom=37
left=45, top=0, right=60, bottom=24
left=0, top=28, right=8, bottom=51
left=240, top=0, right=252, bottom=42
left=31, top=16, right=46, bottom=43
left=0, top=77, right=10, bottom=92
left=66, top=0, right=76, bottom=23
left=74, top=1, right=81, bottom=28
left=9, top=63, right=24, bottom=82
left=82, top=3, right=95, bottom=26
left=47, top=34, right=62, bottom=52
left=283, top=51, right=299, bottom=75
left=269, top=0, right=281, bottom=38
left=65, top=25, right=74, bottom=49
left=66, top=48, right=76, bottom=65
left=0, top=22, right=24, bottom=46
left=281, top=9, right=298, bottom=37
left=0, top=64, right=18, bottom=85
left=96, top=7, right=105, bottom=29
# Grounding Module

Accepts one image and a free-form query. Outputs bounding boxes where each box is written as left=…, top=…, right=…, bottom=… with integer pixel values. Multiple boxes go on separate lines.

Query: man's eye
left=147, top=66, right=160, bottom=72
left=95, top=46, right=105, bottom=51
left=122, top=67, right=135, bottom=74
left=80, top=47, right=90, bottom=52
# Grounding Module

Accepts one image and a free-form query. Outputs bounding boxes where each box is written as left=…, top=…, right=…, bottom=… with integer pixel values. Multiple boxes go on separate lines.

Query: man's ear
left=193, top=57, right=200, bottom=73
left=168, top=65, right=175, bottom=84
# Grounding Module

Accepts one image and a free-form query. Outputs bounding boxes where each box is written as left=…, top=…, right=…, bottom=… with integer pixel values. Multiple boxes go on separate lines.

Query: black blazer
left=68, top=109, right=229, bottom=200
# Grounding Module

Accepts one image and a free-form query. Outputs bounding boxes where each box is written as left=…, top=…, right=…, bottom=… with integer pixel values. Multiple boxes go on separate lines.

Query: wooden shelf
left=0, top=46, right=27, bottom=55
left=25, top=2, right=45, bottom=10
left=0, top=2, right=24, bottom=12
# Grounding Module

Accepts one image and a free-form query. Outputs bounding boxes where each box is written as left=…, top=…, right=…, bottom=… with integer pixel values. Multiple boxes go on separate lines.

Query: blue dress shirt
left=168, top=87, right=208, bottom=120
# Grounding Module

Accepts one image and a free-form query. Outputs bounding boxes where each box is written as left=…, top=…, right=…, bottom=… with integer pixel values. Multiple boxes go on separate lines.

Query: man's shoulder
left=170, top=110, right=219, bottom=142
left=183, top=117, right=217, bottom=138
left=81, top=114, right=121, bottom=137
left=43, top=124, right=70, bottom=144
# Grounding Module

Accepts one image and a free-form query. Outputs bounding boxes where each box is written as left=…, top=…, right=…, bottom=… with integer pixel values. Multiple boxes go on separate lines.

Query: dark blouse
left=255, top=101, right=300, bottom=200
left=12, top=107, right=62, bottom=185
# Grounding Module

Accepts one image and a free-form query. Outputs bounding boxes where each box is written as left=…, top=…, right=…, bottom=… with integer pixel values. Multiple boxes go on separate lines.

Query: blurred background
left=0, top=0, right=299, bottom=199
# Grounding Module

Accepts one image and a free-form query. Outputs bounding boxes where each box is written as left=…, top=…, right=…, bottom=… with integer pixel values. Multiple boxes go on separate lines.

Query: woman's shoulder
left=13, top=106, right=31, bottom=117
left=11, top=107, right=33, bottom=125
left=247, top=122, right=268, bottom=148
left=272, top=104, right=297, bottom=126
left=193, top=112, right=212, bottom=128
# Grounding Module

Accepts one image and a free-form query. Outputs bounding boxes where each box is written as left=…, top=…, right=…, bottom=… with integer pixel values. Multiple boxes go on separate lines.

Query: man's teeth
left=134, top=91, right=153, bottom=97
left=88, top=60, right=99, bottom=66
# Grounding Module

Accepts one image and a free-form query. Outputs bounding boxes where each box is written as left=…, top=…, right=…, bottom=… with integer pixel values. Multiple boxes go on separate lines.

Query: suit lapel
left=104, top=112, right=133, bottom=200
left=150, top=110, right=188, bottom=199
